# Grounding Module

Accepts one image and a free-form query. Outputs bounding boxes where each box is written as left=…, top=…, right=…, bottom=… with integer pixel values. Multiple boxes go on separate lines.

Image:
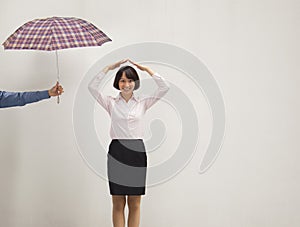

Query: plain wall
left=0, top=0, right=299, bottom=226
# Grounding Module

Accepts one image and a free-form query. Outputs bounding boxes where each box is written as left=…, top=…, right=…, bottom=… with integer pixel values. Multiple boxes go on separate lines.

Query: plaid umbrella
left=2, top=16, right=112, bottom=102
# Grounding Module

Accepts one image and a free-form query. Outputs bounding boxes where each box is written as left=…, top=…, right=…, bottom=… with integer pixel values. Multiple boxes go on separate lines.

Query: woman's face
left=119, top=72, right=135, bottom=95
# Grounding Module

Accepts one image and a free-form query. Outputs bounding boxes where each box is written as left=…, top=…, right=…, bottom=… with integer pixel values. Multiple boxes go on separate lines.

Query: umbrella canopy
left=2, top=16, right=112, bottom=51
left=2, top=16, right=112, bottom=103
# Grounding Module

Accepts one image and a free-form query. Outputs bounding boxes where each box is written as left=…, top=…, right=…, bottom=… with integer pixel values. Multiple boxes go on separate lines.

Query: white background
left=0, top=0, right=299, bottom=226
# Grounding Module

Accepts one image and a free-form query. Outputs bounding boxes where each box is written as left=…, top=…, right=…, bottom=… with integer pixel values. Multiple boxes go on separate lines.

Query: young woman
left=88, top=59, right=170, bottom=227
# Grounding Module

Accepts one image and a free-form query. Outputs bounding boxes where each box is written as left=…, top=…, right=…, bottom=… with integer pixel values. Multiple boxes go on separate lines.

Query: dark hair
left=113, top=66, right=140, bottom=90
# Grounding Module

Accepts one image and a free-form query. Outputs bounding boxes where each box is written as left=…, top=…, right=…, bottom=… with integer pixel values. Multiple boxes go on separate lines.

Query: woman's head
left=113, top=66, right=140, bottom=94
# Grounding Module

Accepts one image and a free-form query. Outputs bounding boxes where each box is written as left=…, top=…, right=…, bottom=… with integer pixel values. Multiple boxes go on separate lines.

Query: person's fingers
left=129, top=59, right=135, bottom=65
left=107, top=59, right=128, bottom=71
left=130, top=61, right=143, bottom=69
left=51, top=83, right=63, bottom=95
left=53, top=82, right=59, bottom=91
left=57, top=86, right=63, bottom=93
left=118, top=59, right=127, bottom=66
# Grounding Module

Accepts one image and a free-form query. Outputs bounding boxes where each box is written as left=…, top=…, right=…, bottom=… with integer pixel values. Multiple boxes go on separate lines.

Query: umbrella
left=2, top=16, right=112, bottom=103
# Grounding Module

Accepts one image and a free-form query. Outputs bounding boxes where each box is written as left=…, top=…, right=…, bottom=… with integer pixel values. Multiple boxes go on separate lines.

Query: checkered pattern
left=2, top=17, right=112, bottom=51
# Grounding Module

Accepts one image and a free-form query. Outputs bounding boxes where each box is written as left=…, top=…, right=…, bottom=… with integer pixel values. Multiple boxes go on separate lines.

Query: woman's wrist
left=146, top=68, right=155, bottom=76
left=102, top=66, right=110, bottom=74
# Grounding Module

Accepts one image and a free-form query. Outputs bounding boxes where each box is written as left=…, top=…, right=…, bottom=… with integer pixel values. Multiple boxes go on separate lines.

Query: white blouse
left=88, top=71, right=170, bottom=139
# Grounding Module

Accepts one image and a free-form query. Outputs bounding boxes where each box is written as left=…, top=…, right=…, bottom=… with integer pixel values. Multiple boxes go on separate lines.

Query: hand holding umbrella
left=48, top=82, right=64, bottom=97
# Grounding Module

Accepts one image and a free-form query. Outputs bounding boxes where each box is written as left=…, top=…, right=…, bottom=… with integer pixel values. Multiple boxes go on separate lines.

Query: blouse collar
left=116, top=92, right=139, bottom=102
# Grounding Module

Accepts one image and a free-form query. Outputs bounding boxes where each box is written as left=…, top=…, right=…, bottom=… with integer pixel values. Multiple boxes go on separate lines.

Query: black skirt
left=107, top=139, right=147, bottom=195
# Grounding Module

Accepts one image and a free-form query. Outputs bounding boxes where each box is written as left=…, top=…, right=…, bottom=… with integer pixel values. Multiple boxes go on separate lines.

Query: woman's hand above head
left=102, top=59, right=129, bottom=74
left=129, top=60, right=154, bottom=76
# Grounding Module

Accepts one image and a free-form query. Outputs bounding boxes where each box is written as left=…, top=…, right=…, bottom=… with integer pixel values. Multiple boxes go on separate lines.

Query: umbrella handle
left=56, top=80, right=60, bottom=104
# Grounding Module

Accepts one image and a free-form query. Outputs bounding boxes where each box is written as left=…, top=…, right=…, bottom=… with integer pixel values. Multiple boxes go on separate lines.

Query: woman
left=88, top=59, right=170, bottom=227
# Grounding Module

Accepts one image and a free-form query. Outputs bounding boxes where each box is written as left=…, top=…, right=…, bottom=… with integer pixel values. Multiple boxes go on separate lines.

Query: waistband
left=111, top=139, right=143, bottom=142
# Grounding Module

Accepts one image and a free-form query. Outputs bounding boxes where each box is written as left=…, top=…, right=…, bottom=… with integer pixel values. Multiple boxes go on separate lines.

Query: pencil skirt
left=107, top=139, right=147, bottom=195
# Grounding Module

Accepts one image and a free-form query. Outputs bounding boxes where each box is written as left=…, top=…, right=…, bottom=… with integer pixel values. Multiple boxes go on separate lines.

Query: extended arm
left=0, top=82, right=63, bottom=108
left=88, top=59, right=128, bottom=111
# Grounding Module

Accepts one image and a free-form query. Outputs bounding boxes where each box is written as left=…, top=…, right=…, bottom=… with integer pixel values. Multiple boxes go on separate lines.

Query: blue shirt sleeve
left=0, top=90, right=50, bottom=108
